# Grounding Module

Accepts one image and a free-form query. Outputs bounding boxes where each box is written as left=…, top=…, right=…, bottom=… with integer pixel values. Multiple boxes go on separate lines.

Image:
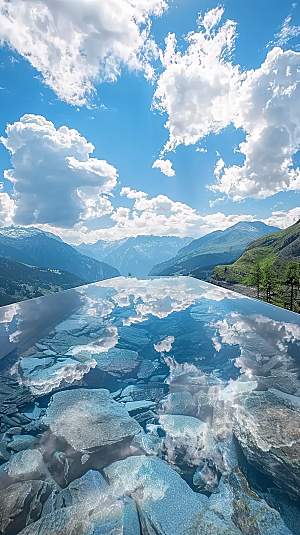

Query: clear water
left=0, top=276, right=300, bottom=535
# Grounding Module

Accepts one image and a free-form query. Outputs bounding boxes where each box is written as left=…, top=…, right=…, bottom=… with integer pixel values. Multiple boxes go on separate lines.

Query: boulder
left=233, top=391, right=300, bottom=500
left=104, top=455, right=208, bottom=535
left=7, top=434, right=36, bottom=452
left=93, top=347, right=140, bottom=377
left=157, top=391, right=196, bottom=416
left=42, top=388, right=141, bottom=453
left=208, top=470, right=293, bottom=535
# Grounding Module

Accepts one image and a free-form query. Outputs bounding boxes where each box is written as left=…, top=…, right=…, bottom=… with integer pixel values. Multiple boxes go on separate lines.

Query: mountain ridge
left=212, top=219, right=300, bottom=283
left=0, top=227, right=120, bottom=282
left=149, top=221, right=281, bottom=278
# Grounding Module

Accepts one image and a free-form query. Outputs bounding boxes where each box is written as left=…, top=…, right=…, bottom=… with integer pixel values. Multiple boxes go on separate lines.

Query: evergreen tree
left=262, top=264, right=277, bottom=303
left=284, top=261, right=300, bottom=311
left=250, top=262, right=263, bottom=299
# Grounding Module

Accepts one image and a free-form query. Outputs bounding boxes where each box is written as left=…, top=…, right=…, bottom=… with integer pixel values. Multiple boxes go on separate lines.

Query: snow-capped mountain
left=76, top=235, right=193, bottom=278
left=0, top=227, right=120, bottom=282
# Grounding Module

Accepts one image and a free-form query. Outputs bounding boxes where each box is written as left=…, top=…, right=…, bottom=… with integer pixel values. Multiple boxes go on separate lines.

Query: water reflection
left=0, top=277, right=300, bottom=535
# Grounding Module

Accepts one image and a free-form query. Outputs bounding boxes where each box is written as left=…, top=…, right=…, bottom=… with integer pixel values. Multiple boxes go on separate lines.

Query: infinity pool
left=0, top=277, right=300, bottom=535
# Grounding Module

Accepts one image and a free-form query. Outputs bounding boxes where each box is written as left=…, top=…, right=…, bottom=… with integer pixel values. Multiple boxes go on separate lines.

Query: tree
left=284, top=261, right=300, bottom=311
left=249, top=262, right=263, bottom=299
left=262, top=264, right=277, bottom=303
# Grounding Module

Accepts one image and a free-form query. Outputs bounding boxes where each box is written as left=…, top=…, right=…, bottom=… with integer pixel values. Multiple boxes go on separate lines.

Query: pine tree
left=262, top=264, right=277, bottom=303
left=284, top=261, right=300, bottom=311
left=250, top=262, right=263, bottom=300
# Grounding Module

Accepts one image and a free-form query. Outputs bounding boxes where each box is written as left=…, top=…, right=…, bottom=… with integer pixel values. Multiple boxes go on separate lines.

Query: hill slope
left=0, top=227, right=120, bottom=282
left=212, top=219, right=300, bottom=283
left=149, top=222, right=280, bottom=278
left=0, top=256, right=86, bottom=307
left=77, top=235, right=192, bottom=278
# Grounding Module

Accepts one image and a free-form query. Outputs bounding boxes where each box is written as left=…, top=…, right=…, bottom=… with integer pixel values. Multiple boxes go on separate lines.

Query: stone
left=43, top=388, right=141, bottom=453
left=0, top=480, right=45, bottom=533
left=207, top=470, right=293, bottom=535
left=22, top=470, right=141, bottom=534
left=3, top=449, right=50, bottom=481
left=120, top=384, right=166, bottom=402
left=158, top=414, right=220, bottom=468
left=133, top=431, right=162, bottom=456
left=116, top=326, right=150, bottom=351
left=104, top=455, right=208, bottom=535
left=6, top=426, right=22, bottom=435
left=137, top=359, right=160, bottom=379
left=193, top=461, right=220, bottom=493
left=22, top=358, right=96, bottom=396
left=233, top=391, right=300, bottom=500
left=93, top=347, right=140, bottom=376
left=8, top=434, right=36, bottom=452
left=124, top=400, right=156, bottom=413
left=22, top=404, right=43, bottom=421
left=157, top=391, right=197, bottom=416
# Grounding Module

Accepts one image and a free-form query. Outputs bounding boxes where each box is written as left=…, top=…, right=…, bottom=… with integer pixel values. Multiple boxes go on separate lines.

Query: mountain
left=76, top=235, right=192, bottom=278
left=0, top=256, right=85, bottom=307
left=149, top=222, right=280, bottom=278
left=0, top=227, right=120, bottom=282
left=212, top=219, right=300, bottom=283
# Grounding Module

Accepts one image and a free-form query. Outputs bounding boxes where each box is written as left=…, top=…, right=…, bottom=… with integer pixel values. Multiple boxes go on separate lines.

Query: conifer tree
left=284, top=261, right=300, bottom=311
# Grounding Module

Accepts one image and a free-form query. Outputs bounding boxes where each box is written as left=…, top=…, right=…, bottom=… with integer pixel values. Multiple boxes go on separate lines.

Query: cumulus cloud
left=0, top=0, right=168, bottom=105
left=0, top=189, right=15, bottom=226
left=1, top=114, right=118, bottom=227
left=152, top=159, right=175, bottom=177
left=269, top=13, right=300, bottom=47
left=212, top=47, right=300, bottom=200
left=153, top=7, right=300, bottom=201
left=262, top=206, right=300, bottom=229
left=152, top=6, right=240, bottom=152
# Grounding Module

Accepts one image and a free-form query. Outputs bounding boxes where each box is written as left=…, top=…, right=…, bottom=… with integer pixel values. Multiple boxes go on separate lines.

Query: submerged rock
left=43, top=388, right=141, bottom=453
left=0, top=480, right=47, bottom=533
left=157, top=391, right=197, bottom=416
left=22, top=469, right=141, bottom=535
left=104, top=455, right=208, bottom=535
left=233, top=391, right=300, bottom=500
left=93, top=347, right=140, bottom=376
left=7, top=434, right=36, bottom=452
left=208, top=470, right=293, bottom=535
left=3, top=449, right=50, bottom=481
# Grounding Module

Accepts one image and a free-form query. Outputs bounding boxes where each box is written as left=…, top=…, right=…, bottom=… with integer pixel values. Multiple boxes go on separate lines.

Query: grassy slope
left=212, top=220, right=300, bottom=284
left=0, top=256, right=86, bottom=306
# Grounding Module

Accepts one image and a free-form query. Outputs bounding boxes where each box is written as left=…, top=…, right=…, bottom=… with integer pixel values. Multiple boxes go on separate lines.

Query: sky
left=0, top=0, right=300, bottom=244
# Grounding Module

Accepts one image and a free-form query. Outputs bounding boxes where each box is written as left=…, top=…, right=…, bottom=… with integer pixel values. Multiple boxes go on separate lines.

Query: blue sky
left=0, top=0, right=300, bottom=243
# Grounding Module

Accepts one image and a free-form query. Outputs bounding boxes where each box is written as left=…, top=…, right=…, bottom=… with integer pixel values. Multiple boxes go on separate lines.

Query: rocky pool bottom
left=0, top=277, right=300, bottom=535
left=1, top=370, right=300, bottom=535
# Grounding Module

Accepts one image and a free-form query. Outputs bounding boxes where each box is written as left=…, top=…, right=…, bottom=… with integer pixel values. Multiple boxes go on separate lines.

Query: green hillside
left=213, top=219, right=300, bottom=283
left=0, top=256, right=86, bottom=307
left=212, top=219, right=300, bottom=311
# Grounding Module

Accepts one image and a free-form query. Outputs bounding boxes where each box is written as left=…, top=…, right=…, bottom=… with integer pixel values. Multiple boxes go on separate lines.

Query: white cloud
left=0, top=190, right=15, bottom=227
left=0, top=0, right=168, bottom=105
left=212, top=47, right=300, bottom=200
left=262, top=206, right=300, bottom=229
left=152, top=159, right=175, bottom=177
left=1, top=114, right=118, bottom=227
left=269, top=13, right=300, bottom=47
left=152, top=6, right=240, bottom=153
left=153, top=7, right=300, bottom=201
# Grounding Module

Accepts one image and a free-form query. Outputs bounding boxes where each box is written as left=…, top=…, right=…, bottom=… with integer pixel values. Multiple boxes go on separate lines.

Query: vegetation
left=212, top=219, right=300, bottom=313
left=0, top=256, right=86, bottom=307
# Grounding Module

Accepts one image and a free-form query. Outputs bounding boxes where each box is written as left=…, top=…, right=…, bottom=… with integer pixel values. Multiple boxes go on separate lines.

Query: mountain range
left=0, top=227, right=120, bottom=283
left=212, top=219, right=300, bottom=283
left=149, top=221, right=280, bottom=278
left=76, top=235, right=192, bottom=278
left=0, top=256, right=85, bottom=307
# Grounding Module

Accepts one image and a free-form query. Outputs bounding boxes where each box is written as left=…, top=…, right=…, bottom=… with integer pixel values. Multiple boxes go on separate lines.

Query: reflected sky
left=0, top=276, right=299, bottom=397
